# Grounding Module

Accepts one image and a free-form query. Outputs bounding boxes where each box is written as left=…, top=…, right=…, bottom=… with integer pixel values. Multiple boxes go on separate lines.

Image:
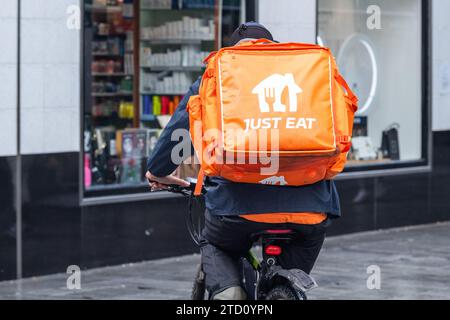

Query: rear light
left=265, top=245, right=282, bottom=256
left=266, top=230, right=293, bottom=234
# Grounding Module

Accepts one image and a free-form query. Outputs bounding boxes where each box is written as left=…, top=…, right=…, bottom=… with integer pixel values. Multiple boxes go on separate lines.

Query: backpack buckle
left=206, top=68, right=215, bottom=78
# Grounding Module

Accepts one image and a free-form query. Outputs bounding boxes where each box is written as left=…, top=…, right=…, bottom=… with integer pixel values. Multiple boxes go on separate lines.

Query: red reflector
left=265, top=245, right=282, bottom=256
left=266, top=230, right=293, bottom=234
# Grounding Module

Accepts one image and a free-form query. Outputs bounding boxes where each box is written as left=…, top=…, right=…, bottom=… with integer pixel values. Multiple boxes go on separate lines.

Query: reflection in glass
left=318, top=0, right=423, bottom=166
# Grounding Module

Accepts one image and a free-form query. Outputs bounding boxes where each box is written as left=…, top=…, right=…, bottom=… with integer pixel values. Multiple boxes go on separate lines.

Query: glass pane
left=139, top=1, right=216, bottom=184
left=83, top=0, right=244, bottom=197
left=318, top=0, right=423, bottom=168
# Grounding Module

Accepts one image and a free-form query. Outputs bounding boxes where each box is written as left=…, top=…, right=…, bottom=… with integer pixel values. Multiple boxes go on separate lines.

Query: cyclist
left=146, top=22, right=340, bottom=300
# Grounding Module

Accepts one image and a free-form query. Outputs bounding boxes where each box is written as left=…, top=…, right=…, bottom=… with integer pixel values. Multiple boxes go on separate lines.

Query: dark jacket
left=146, top=78, right=341, bottom=218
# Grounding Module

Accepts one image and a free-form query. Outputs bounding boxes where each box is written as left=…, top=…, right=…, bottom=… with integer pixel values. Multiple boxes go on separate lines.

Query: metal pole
left=218, top=0, right=223, bottom=48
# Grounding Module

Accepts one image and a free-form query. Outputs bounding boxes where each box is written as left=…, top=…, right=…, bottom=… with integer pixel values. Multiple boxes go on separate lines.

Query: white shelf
left=140, top=6, right=174, bottom=11
left=140, top=6, right=215, bottom=11
left=86, top=4, right=123, bottom=13
left=140, top=91, right=185, bottom=96
left=92, top=92, right=133, bottom=97
left=92, top=73, right=133, bottom=77
left=140, top=38, right=214, bottom=45
left=92, top=52, right=122, bottom=57
left=140, top=65, right=204, bottom=72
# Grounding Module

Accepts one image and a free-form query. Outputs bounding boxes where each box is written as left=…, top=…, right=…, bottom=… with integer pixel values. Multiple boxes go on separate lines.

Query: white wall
left=257, top=0, right=316, bottom=43
left=20, top=0, right=80, bottom=154
left=0, top=0, right=18, bottom=157
left=433, top=0, right=450, bottom=132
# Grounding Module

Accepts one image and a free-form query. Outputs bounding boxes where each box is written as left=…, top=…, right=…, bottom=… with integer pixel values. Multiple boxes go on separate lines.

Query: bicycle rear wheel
left=265, top=285, right=307, bottom=300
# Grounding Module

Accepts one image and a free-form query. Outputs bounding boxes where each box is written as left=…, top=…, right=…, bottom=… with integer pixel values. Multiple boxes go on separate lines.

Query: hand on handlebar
left=145, top=171, right=190, bottom=192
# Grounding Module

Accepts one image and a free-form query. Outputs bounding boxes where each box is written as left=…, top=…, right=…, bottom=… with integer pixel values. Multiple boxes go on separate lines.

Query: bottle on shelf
left=84, top=154, right=92, bottom=188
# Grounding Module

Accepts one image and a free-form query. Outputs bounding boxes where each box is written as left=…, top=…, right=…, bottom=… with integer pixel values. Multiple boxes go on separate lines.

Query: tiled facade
left=0, top=0, right=18, bottom=157
left=0, top=0, right=449, bottom=281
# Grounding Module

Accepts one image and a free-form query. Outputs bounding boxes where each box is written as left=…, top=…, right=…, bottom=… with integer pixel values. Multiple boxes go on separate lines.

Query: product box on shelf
left=141, top=17, right=214, bottom=40
left=120, top=157, right=143, bottom=184
left=142, top=95, right=181, bottom=116
left=146, top=129, right=162, bottom=157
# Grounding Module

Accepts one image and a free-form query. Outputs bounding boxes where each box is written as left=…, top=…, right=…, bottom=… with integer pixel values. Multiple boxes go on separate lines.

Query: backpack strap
left=334, top=71, right=358, bottom=153
left=335, top=72, right=358, bottom=112
left=194, top=168, right=204, bottom=196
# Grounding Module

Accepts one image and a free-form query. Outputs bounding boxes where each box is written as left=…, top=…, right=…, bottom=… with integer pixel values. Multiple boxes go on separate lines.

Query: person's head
left=229, top=22, right=274, bottom=46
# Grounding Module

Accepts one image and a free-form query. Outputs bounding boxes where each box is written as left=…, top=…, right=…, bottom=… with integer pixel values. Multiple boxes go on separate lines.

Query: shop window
left=318, top=0, right=429, bottom=172
left=83, top=0, right=246, bottom=197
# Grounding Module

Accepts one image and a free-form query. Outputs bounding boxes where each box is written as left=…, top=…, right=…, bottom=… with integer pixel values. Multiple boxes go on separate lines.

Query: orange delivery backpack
left=187, top=39, right=358, bottom=195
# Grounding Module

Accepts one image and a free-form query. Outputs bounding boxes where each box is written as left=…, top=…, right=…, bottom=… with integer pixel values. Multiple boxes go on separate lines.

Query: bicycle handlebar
left=148, top=179, right=206, bottom=196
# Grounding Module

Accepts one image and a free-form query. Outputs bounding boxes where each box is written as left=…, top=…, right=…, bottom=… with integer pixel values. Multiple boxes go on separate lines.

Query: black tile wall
left=81, top=196, right=202, bottom=269
left=329, top=178, right=376, bottom=236
left=21, top=153, right=81, bottom=278
left=0, top=157, right=16, bottom=281
left=430, top=132, right=450, bottom=222
left=375, top=174, right=431, bottom=229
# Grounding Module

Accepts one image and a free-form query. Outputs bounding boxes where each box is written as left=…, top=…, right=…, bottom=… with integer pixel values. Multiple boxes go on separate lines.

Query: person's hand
left=145, top=171, right=190, bottom=192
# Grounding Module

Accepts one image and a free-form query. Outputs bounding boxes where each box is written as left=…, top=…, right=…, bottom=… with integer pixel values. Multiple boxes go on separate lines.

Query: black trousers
left=200, top=211, right=329, bottom=297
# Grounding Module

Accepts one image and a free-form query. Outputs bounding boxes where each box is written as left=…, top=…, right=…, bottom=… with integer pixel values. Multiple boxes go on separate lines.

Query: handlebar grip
left=148, top=179, right=205, bottom=195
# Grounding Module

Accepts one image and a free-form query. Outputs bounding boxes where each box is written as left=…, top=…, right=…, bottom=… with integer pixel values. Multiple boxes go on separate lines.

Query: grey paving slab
left=0, top=222, right=449, bottom=300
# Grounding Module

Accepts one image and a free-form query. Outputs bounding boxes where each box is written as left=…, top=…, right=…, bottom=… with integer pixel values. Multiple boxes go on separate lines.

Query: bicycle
left=162, top=179, right=319, bottom=300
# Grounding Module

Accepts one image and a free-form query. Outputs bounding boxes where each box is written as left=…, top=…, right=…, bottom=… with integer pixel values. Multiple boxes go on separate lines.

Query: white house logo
left=243, top=73, right=317, bottom=132
left=252, top=73, right=303, bottom=113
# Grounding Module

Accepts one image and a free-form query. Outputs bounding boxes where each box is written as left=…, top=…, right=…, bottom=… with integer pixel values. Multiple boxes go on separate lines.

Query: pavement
left=0, top=222, right=449, bottom=300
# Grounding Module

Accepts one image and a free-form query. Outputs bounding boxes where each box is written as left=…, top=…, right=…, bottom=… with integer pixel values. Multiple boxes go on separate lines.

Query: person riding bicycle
left=146, top=22, right=341, bottom=300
